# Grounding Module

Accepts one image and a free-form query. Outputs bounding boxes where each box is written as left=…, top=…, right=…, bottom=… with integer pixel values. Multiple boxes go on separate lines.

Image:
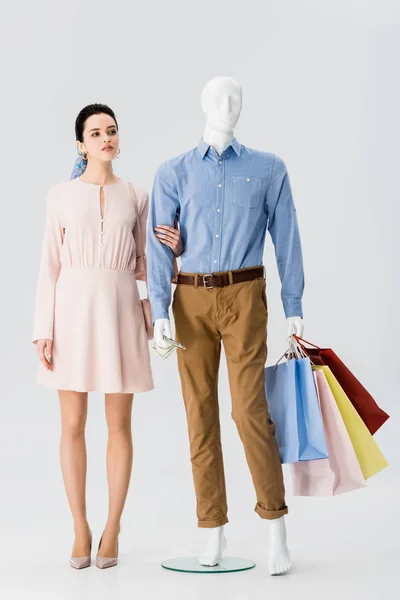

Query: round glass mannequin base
left=161, top=556, right=256, bottom=574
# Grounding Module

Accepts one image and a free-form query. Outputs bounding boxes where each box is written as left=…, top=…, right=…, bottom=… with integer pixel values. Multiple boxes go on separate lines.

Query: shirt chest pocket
left=232, top=176, right=262, bottom=208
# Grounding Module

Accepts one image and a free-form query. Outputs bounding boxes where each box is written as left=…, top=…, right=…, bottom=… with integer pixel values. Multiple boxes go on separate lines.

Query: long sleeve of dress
left=32, top=186, right=63, bottom=343
left=266, top=155, right=305, bottom=319
left=132, top=188, right=150, bottom=282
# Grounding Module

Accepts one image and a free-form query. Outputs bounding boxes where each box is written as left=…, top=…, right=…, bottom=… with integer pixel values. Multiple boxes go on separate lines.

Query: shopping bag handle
left=293, top=334, right=321, bottom=350
left=272, top=336, right=309, bottom=368
left=291, top=335, right=317, bottom=365
left=290, top=335, right=310, bottom=359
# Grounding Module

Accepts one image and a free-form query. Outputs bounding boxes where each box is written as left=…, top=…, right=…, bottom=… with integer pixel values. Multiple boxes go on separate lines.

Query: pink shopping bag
left=290, top=369, right=366, bottom=496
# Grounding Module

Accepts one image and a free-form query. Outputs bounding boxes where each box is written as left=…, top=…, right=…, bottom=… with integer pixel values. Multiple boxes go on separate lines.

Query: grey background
left=0, top=1, right=398, bottom=598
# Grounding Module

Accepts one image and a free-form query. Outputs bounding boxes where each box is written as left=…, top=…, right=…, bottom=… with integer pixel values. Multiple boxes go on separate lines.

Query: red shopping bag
left=293, top=335, right=389, bottom=435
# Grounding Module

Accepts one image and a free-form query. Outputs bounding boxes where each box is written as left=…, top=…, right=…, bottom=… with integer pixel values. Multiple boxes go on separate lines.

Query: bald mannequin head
left=201, top=76, right=242, bottom=133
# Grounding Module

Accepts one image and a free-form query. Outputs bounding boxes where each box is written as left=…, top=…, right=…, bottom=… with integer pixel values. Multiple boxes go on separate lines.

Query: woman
left=32, top=104, right=182, bottom=569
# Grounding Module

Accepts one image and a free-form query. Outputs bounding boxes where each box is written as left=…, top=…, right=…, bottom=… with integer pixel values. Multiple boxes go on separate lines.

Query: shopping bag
left=265, top=356, right=329, bottom=463
left=313, top=366, right=388, bottom=479
left=294, top=335, right=389, bottom=435
left=291, top=369, right=367, bottom=496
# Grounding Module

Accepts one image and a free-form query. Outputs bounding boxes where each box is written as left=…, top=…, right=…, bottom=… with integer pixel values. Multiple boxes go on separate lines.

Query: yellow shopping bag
left=312, top=366, right=388, bottom=479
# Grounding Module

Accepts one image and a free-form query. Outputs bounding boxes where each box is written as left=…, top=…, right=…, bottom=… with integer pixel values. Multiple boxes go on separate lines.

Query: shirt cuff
left=283, top=297, right=303, bottom=319
left=150, top=302, right=170, bottom=323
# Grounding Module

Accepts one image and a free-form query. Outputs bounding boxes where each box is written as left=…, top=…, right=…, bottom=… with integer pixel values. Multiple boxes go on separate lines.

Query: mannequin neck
left=202, top=126, right=234, bottom=156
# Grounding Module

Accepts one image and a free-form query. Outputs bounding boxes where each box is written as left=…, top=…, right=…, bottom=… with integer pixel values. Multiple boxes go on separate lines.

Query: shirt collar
left=197, top=137, right=242, bottom=158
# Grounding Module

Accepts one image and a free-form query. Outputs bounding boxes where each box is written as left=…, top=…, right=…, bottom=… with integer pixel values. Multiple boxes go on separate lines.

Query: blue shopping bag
left=265, top=357, right=329, bottom=463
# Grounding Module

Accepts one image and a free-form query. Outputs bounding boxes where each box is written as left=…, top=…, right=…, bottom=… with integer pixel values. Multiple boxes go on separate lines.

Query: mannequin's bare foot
left=199, top=526, right=227, bottom=567
left=268, top=517, right=291, bottom=575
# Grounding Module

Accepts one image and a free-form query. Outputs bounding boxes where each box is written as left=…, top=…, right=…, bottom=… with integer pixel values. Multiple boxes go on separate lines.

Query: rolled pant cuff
left=198, top=516, right=229, bottom=528
left=254, top=504, right=289, bottom=520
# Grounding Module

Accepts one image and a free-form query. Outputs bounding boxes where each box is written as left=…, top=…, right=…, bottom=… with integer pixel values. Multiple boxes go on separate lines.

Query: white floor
left=2, top=544, right=399, bottom=600
left=1, top=384, right=398, bottom=600
left=1, top=463, right=398, bottom=600
left=1, top=513, right=398, bottom=600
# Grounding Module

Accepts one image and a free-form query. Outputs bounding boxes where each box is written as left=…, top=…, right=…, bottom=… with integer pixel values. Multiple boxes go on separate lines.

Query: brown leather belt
left=177, top=266, right=265, bottom=289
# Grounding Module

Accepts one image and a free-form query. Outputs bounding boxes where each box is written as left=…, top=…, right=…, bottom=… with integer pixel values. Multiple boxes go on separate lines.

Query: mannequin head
left=201, top=76, right=242, bottom=133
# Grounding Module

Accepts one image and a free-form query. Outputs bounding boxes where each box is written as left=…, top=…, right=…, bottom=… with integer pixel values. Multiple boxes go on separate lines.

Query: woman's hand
left=35, top=339, right=53, bottom=370
left=154, top=218, right=183, bottom=257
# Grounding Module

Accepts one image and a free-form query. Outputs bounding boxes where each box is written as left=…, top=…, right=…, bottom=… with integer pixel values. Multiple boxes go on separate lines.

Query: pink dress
left=32, top=177, right=154, bottom=393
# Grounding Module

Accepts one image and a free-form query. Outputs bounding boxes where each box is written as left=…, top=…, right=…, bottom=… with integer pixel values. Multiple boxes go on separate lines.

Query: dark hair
left=74, top=103, right=118, bottom=142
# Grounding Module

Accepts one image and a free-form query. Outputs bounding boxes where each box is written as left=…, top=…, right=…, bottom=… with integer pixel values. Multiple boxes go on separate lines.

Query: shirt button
left=246, top=178, right=250, bottom=182
left=213, top=260, right=217, bottom=264
left=210, top=146, right=213, bottom=149
left=219, top=161, right=222, bottom=164
left=218, top=184, right=222, bottom=188
left=216, top=234, right=219, bottom=238
left=217, top=208, right=220, bottom=212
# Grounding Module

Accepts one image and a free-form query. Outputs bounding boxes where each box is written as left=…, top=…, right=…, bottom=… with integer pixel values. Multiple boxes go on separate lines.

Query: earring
left=117, top=148, right=121, bottom=157
left=82, top=152, right=88, bottom=161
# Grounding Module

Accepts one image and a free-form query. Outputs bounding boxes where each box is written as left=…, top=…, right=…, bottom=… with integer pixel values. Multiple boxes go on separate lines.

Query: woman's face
left=77, top=113, right=119, bottom=163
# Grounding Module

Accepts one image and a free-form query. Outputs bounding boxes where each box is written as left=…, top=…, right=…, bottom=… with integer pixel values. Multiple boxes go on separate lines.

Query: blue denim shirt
left=147, top=138, right=304, bottom=322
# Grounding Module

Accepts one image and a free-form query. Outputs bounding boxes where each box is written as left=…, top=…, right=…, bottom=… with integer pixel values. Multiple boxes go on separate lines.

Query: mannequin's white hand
left=286, top=316, right=304, bottom=338
left=154, top=318, right=172, bottom=348
left=156, top=319, right=303, bottom=347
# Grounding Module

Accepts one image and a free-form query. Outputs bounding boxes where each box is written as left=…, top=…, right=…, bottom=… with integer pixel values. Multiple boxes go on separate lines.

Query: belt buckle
left=203, top=273, right=215, bottom=289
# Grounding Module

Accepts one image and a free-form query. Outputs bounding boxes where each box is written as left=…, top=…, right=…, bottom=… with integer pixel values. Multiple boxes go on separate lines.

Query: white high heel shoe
left=95, top=531, right=119, bottom=569
left=70, top=529, right=92, bottom=570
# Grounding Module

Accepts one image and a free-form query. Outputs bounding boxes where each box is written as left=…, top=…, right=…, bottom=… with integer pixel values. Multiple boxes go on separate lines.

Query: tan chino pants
left=172, top=266, right=288, bottom=528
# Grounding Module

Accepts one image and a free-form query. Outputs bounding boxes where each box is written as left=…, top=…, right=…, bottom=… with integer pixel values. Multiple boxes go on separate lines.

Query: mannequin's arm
left=147, top=165, right=180, bottom=324
left=267, top=155, right=305, bottom=320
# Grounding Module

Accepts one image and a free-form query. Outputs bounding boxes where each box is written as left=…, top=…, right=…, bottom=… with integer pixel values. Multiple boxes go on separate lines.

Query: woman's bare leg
left=58, top=389, right=91, bottom=557
left=98, top=393, right=134, bottom=558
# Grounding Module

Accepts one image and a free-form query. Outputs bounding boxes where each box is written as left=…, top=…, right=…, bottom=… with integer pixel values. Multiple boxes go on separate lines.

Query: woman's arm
left=154, top=217, right=182, bottom=283
left=131, top=186, right=150, bottom=282
left=154, top=218, right=183, bottom=257
left=32, top=185, right=63, bottom=344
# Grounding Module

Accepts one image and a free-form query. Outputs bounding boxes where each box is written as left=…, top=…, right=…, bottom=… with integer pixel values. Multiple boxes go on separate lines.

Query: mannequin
left=154, top=77, right=304, bottom=347
left=150, top=76, right=305, bottom=576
